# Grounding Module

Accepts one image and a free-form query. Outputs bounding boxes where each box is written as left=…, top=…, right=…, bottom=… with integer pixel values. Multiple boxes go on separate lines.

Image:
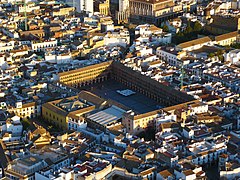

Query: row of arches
left=112, top=74, right=173, bottom=106
left=70, top=75, right=109, bottom=88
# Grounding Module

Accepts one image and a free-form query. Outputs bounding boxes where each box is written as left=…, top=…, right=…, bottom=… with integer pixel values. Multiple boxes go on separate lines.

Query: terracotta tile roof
left=58, top=61, right=112, bottom=77
left=215, top=31, right=238, bottom=42
left=130, top=0, right=173, bottom=5
left=78, top=91, right=106, bottom=107
left=159, top=169, right=173, bottom=178
left=183, top=169, right=195, bottom=176
left=178, top=36, right=212, bottom=49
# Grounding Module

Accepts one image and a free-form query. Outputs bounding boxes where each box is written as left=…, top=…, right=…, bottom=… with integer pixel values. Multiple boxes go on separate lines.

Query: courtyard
left=80, top=80, right=164, bottom=114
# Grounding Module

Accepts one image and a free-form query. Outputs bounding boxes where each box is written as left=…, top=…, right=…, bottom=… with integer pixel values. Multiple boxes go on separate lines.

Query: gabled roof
left=159, top=169, right=173, bottom=178
left=215, top=31, right=238, bottom=42
left=78, top=91, right=106, bottom=107
left=178, top=36, right=212, bottom=49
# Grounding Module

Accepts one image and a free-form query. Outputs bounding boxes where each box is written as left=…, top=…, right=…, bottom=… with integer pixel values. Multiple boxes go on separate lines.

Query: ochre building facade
left=57, top=61, right=196, bottom=134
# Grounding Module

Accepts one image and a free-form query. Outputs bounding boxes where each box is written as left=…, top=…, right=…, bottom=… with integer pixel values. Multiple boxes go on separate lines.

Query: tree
left=231, top=43, right=240, bottom=49
left=208, top=53, right=215, bottom=58
left=193, top=21, right=202, bottom=32
left=184, top=22, right=193, bottom=34
left=216, top=49, right=224, bottom=56
left=173, top=31, right=185, bottom=44
left=162, top=24, right=169, bottom=32
left=218, top=55, right=224, bottom=63
left=21, top=118, right=31, bottom=130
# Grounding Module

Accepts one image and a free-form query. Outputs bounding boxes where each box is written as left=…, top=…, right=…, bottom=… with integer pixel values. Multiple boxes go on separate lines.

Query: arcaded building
left=57, top=61, right=196, bottom=134
left=58, top=61, right=194, bottom=106
left=58, top=61, right=112, bottom=87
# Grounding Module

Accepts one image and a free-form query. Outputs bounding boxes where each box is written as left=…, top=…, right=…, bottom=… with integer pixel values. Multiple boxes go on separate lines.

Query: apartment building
left=31, top=39, right=58, bottom=52
left=156, top=46, right=186, bottom=67
left=8, top=101, right=40, bottom=119
left=104, top=29, right=130, bottom=47
left=0, top=41, right=15, bottom=52
left=187, top=136, right=228, bottom=165
left=57, top=61, right=196, bottom=134
left=123, top=100, right=206, bottom=134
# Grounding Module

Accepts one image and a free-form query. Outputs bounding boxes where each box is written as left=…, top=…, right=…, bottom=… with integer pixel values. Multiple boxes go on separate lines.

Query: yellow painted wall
left=42, top=105, right=68, bottom=130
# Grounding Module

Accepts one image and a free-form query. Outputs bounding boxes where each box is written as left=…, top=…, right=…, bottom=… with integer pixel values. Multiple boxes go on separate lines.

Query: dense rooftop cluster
left=0, top=0, right=240, bottom=179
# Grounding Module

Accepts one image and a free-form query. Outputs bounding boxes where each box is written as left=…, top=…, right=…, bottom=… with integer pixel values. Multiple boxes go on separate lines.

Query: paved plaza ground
left=81, top=80, right=164, bottom=114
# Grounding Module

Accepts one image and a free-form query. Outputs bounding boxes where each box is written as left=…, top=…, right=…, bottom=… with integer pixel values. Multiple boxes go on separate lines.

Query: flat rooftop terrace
left=80, top=80, right=164, bottom=114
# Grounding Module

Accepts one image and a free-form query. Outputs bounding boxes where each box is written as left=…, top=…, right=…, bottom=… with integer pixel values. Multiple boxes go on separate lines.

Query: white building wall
left=119, top=0, right=129, bottom=11
left=220, top=167, right=240, bottom=180
left=32, top=40, right=57, bottom=52
left=69, top=0, right=93, bottom=13
left=104, top=37, right=129, bottom=47
left=18, top=4, right=40, bottom=13
left=0, top=41, right=15, bottom=52
left=85, top=0, right=93, bottom=13
left=0, top=56, right=6, bottom=66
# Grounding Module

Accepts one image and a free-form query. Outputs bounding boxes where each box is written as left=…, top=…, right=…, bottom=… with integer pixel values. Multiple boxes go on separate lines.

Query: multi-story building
left=42, top=96, right=95, bottom=129
left=156, top=46, right=186, bottom=67
left=1, top=28, right=19, bottom=39
left=186, top=136, right=228, bottom=165
left=129, top=0, right=184, bottom=25
left=0, top=41, right=15, bottom=52
left=224, top=49, right=240, bottom=64
left=219, top=160, right=240, bottom=179
left=58, top=61, right=112, bottom=87
left=1, top=116, right=23, bottom=137
left=183, top=124, right=210, bottom=140
left=74, top=159, right=112, bottom=179
left=5, top=155, right=48, bottom=180
left=116, top=0, right=130, bottom=24
left=123, top=100, right=207, bottom=134
left=58, top=61, right=196, bottom=134
left=176, top=36, right=213, bottom=51
left=104, top=29, right=130, bottom=47
left=99, top=0, right=110, bottom=15
left=156, top=147, right=179, bottom=167
left=66, top=0, right=93, bottom=13
left=17, top=3, right=40, bottom=13
left=67, top=114, right=87, bottom=131
left=205, top=15, right=240, bottom=35
left=215, top=31, right=239, bottom=46
left=8, top=101, right=40, bottom=119
left=31, top=39, right=58, bottom=52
